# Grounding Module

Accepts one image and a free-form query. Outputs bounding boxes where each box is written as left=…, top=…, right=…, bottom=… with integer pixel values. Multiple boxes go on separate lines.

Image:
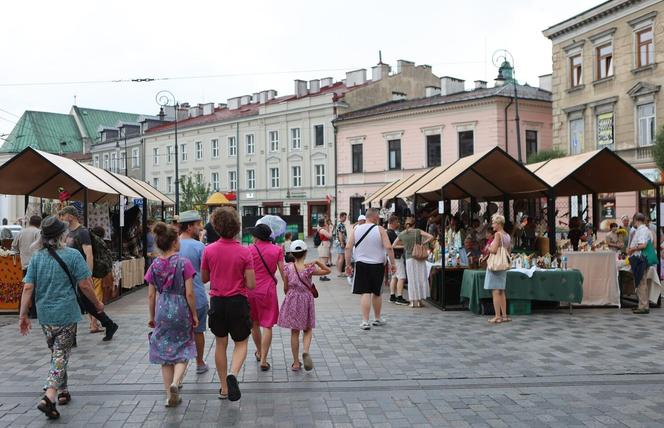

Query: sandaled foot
left=89, top=328, right=103, bottom=334
left=302, top=353, right=314, bottom=371
left=57, top=391, right=71, bottom=405
left=37, top=396, right=60, bottom=420
left=488, top=317, right=502, bottom=324
left=501, top=317, right=512, bottom=322
left=291, top=362, right=302, bottom=371
left=260, top=362, right=271, bottom=372
left=254, top=351, right=261, bottom=361
left=218, top=388, right=228, bottom=400
left=167, top=383, right=180, bottom=407
left=226, top=374, right=241, bottom=402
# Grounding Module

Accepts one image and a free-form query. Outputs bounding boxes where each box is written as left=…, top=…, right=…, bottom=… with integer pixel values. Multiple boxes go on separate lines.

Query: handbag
left=643, top=239, right=658, bottom=267
left=293, top=264, right=318, bottom=298
left=411, top=229, right=429, bottom=261
left=47, top=247, right=86, bottom=314
left=487, top=232, right=511, bottom=272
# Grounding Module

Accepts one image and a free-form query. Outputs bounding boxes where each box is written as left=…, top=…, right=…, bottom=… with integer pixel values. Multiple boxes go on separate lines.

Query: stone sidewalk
left=2, top=267, right=664, bottom=427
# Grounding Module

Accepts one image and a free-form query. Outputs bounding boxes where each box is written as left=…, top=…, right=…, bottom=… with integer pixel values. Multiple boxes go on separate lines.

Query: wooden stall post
left=83, top=191, right=89, bottom=227
left=469, top=197, right=476, bottom=226
left=142, top=197, right=148, bottom=268
left=23, top=195, right=29, bottom=218
left=591, top=193, right=600, bottom=237
left=547, top=190, right=557, bottom=255
left=503, top=195, right=510, bottom=225
left=161, top=202, right=165, bottom=221
left=440, top=186, right=446, bottom=308
left=656, top=185, right=661, bottom=281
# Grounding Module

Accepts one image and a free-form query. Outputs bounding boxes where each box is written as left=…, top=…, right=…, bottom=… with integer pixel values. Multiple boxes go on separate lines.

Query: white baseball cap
left=357, top=215, right=367, bottom=222
left=290, top=239, right=308, bottom=252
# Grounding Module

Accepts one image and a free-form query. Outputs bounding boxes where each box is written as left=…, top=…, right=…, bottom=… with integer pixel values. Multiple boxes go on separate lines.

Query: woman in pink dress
left=278, top=240, right=330, bottom=371
left=248, top=224, right=287, bottom=371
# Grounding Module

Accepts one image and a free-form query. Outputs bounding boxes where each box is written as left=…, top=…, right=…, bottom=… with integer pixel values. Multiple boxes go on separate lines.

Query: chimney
left=188, top=105, right=202, bottom=118
left=538, top=74, right=552, bottom=92
left=258, top=91, right=268, bottom=104
left=440, top=77, right=465, bottom=96
left=240, top=95, right=251, bottom=105
left=345, top=69, right=367, bottom=88
left=425, top=86, right=441, bottom=97
left=201, top=103, right=214, bottom=115
left=294, top=79, right=308, bottom=97
left=228, top=97, right=241, bottom=110
left=309, top=79, right=320, bottom=94
left=266, top=89, right=277, bottom=100
left=320, top=77, right=333, bottom=87
left=251, top=93, right=259, bottom=103
left=396, top=59, right=415, bottom=74
left=474, top=80, right=487, bottom=90
left=217, top=103, right=227, bottom=109
left=372, top=63, right=390, bottom=81
left=392, top=91, right=407, bottom=101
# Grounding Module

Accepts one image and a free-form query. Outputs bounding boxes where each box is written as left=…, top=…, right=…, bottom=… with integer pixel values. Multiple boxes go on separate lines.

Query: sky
left=0, top=0, right=600, bottom=139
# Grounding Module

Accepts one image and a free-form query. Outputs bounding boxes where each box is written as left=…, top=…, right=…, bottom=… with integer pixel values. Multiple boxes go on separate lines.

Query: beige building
left=543, top=0, right=663, bottom=219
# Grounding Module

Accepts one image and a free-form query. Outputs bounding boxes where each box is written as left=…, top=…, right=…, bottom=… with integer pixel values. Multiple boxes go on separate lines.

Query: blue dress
left=145, top=255, right=197, bottom=365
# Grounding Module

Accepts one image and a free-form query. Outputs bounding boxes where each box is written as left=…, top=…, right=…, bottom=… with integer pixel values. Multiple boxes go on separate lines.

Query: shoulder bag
left=354, top=224, right=377, bottom=248
left=410, top=229, right=429, bottom=261
left=254, top=244, right=278, bottom=285
left=643, top=239, right=658, bottom=267
left=293, top=263, right=318, bottom=298
left=487, top=232, right=511, bottom=272
left=47, top=248, right=86, bottom=314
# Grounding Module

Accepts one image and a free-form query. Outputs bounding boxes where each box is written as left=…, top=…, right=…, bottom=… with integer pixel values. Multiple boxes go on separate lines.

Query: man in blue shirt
left=178, top=210, right=209, bottom=374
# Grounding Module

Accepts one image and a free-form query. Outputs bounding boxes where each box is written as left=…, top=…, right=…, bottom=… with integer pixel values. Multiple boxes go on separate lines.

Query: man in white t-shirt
left=345, top=208, right=396, bottom=330
left=627, top=213, right=653, bottom=314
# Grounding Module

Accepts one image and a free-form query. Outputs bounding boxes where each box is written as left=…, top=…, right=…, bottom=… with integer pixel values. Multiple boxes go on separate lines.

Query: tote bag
left=411, top=229, right=429, bottom=261
left=487, top=232, right=511, bottom=272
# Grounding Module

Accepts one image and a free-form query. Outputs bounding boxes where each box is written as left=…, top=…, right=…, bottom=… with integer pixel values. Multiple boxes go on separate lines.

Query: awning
left=206, top=192, right=232, bottom=205
left=380, top=170, right=432, bottom=203
left=416, top=147, right=550, bottom=201
left=527, top=148, right=655, bottom=196
left=397, top=166, right=452, bottom=199
left=78, top=163, right=143, bottom=201
left=114, top=174, right=173, bottom=204
left=363, top=180, right=402, bottom=206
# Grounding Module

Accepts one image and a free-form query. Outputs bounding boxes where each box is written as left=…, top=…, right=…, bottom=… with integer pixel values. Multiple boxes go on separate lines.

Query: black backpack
left=313, top=231, right=321, bottom=247
left=90, top=232, right=113, bottom=278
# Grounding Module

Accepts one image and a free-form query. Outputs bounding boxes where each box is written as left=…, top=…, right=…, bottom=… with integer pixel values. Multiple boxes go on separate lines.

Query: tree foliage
left=652, top=125, right=664, bottom=173
left=179, top=175, right=210, bottom=215
left=526, top=149, right=567, bottom=165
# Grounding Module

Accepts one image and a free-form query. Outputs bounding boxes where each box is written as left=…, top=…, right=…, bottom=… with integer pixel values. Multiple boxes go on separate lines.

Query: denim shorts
left=195, top=304, right=209, bottom=334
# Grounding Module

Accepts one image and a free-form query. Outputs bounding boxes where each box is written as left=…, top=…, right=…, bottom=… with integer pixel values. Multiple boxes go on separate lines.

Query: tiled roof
left=72, top=106, right=143, bottom=144
left=0, top=111, right=82, bottom=154
left=335, top=84, right=552, bottom=122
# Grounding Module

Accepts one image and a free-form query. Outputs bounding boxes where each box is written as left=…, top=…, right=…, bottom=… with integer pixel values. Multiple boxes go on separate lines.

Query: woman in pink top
left=201, top=207, right=255, bottom=402
left=248, top=224, right=287, bottom=371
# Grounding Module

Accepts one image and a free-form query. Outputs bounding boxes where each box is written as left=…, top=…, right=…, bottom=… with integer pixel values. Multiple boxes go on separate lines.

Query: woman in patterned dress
left=145, top=222, right=198, bottom=407
left=277, top=240, right=330, bottom=371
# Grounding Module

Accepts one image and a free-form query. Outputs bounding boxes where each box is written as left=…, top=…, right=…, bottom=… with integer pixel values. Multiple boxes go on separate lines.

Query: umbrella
left=256, top=215, right=287, bottom=240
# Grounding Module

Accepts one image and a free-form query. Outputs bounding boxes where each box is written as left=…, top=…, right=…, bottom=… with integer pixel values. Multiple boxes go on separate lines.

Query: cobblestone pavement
left=2, top=261, right=664, bottom=427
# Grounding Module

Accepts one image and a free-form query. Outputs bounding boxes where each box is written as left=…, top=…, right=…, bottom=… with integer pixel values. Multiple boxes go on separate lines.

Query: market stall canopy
left=416, top=147, right=550, bottom=201
left=363, top=180, right=402, bottom=206
left=379, top=171, right=433, bottom=204
left=397, top=166, right=452, bottom=199
left=206, top=192, right=234, bottom=206
left=527, top=148, right=655, bottom=196
left=114, top=174, right=173, bottom=204
left=78, top=163, right=143, bottom=200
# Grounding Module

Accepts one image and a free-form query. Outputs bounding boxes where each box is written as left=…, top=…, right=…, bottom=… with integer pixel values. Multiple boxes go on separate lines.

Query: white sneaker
left=372, top=319, right=386, bottom=326
left=360, top=321, right=371, bottom=330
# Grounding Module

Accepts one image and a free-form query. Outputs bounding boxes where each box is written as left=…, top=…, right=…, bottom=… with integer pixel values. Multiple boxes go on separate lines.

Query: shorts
left=195, top=304, right=209, bottom=334
left=92, top=277, right=104, bottom=302
left=332, top=241, right=345, bottom=255
left=352, top=261, right=386, bottom=296
left=393, top=257, right=406, bottom=280
left=208, top=295, right=251, bottom=341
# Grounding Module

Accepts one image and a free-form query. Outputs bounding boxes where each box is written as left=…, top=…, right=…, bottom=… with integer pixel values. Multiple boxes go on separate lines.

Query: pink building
left=335, top=75, right=553, bottom=220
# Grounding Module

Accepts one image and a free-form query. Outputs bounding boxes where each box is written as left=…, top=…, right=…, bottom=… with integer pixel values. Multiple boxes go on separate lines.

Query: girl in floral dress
left=145, top=223, right=198, bottom=407
left=277, top=240, right=330, bottom=371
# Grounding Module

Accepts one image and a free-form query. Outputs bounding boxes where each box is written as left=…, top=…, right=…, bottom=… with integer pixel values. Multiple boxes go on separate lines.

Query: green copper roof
left=72, top=106, right=142, bottom=144
left=0, top=111, right=82, bottom=154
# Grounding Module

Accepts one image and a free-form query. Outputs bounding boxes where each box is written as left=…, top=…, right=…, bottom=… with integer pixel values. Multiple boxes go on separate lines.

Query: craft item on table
left=57, top=187, right=71, bottom=202
left=88, top=204, right=111, bottom=240
left=112, top=261, right=122, bottom=288
left=511, top=265, right=539, bottom=278
left=0, top=254, right=23, bottom=306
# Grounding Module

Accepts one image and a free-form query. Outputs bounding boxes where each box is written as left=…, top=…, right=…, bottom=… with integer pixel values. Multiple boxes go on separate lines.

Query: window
left=292, top=166, right=302, bottom=187
left=195, top=141, right=203, bottom=160
left=290, top=128, right=301, bottom=149
left=211, top=172, right=219, bottom=190
left=570, top=54, right=583, bottom=87
left=270, top=168, right=280, bottom=188
left=211, top=139, right=219, bottom=158
left=525, top=130, right=538, bottom=158
left=246, top=169, right=256, bottom=189
left=228, top=136, right=236, bottom=156
left=229, top=171, right=237, bottom=191
left=195, top=173, right=203, bottom=184
left=315, top=164, right=325, bottom=186
left=458, top=131, right=474, bottom=158
left=153, top=147, right=160, bottom=165
left=245, top=134, right=255, bottom=155
left=596, top=44, right=613, bottom=80
left=352, top=144, right=363, bottom=173
left=153, top=177, right=159, bottom=190
left=570, top=118, right=584, bottom=155
left=596, top=112, right=614, bottom=148
left=388, top=139, right=401, bottom=170
left=167, top=146, right=173, bottom=164
left=103, top=154, right=109, bottom=170
left=637, top=103, right=656, bottom=147
left=120, top=151, right=126, bottom=171
left=269, top=131, right=279, bottom=152
left=426, top=134, right=441, bottom=167
left=111, top=153, right=117, bottom=172
left=314, top=125, right=324, bottom=146
left=180, top=143, right=187, bottom=161
left=132, top=148, right=140, bottom=168
left=167, top=176, right=173, bottom=193
left=93, top=155, right=99, bottom=168
left=637, top=27, right=654, bottom=68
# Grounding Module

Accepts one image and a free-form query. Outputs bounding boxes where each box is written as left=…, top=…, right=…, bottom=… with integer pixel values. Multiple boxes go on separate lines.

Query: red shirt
left=202, top=238, right=254, bottom=297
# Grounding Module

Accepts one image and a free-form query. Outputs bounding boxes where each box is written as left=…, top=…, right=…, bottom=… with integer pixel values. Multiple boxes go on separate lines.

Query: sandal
left=302, top=353, right=314, bottom=371
left=57, top=391, right=71, bottom=405
left=218, top=388, right=228, bottom=400
left=502, top=317, right=512, bottom=322
left=260, top=362, right=271, bottom=372
left=254, top=351, right=261, bottom=362
left=37, top=395, right=60, bottom=420
left=291, top=362, right=302, bottom=371
left=89, top=328, right=103, bottom=334
left=488, top=317, right=502, bottom=324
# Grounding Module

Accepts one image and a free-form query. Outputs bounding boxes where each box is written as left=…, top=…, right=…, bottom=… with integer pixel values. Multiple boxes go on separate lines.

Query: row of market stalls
left=0, top=147, right=173, bottom=310
left=363, top=146, right=660, bottom=311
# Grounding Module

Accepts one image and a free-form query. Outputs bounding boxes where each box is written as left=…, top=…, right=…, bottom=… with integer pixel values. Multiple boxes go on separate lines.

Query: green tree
left=526, top=148, right=567, bottom=165
left=179, top=174, right=211, bottom=215
left=652, top=125, right=664, bottom=172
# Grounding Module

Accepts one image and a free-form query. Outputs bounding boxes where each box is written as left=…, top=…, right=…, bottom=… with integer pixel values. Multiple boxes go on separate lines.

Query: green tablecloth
left=460, top=269, right=584, bottom=314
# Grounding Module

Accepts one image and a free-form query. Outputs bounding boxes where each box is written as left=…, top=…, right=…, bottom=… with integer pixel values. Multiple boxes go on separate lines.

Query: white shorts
left=392, top=257, right=406, bottom=280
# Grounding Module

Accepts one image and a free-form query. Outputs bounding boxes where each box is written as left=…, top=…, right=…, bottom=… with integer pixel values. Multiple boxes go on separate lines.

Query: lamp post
left=156, top=90, right=180, bottom=214
left=493, top=49, right=522, bottom=164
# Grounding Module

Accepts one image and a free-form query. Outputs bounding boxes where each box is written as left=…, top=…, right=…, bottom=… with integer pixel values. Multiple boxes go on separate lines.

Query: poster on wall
left=597, top=112, right=614, bottom=148
left=598, top=193, right=616, bottom=231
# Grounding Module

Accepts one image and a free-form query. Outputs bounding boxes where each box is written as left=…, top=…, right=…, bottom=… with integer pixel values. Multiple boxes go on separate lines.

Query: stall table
left=564, top=251, right=619, bottom=306
left=115, top=258, right=145, bottom=290
left=460, top=269, right=584, bottom=315
left=427, top=263, right=466, bottom=309
left=0, top=255, right=23, bottom=312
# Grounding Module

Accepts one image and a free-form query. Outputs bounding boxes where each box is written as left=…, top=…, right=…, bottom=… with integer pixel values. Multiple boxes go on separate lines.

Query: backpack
left=90, top=231, right=113, bottom=278
left=313, top=231, right=322, bottom=247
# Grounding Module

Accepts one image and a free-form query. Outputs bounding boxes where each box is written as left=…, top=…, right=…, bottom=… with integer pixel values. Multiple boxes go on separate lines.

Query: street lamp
left=493, top=49, right=523, bottom=164
left=156, top=90, right=180, bottom=214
